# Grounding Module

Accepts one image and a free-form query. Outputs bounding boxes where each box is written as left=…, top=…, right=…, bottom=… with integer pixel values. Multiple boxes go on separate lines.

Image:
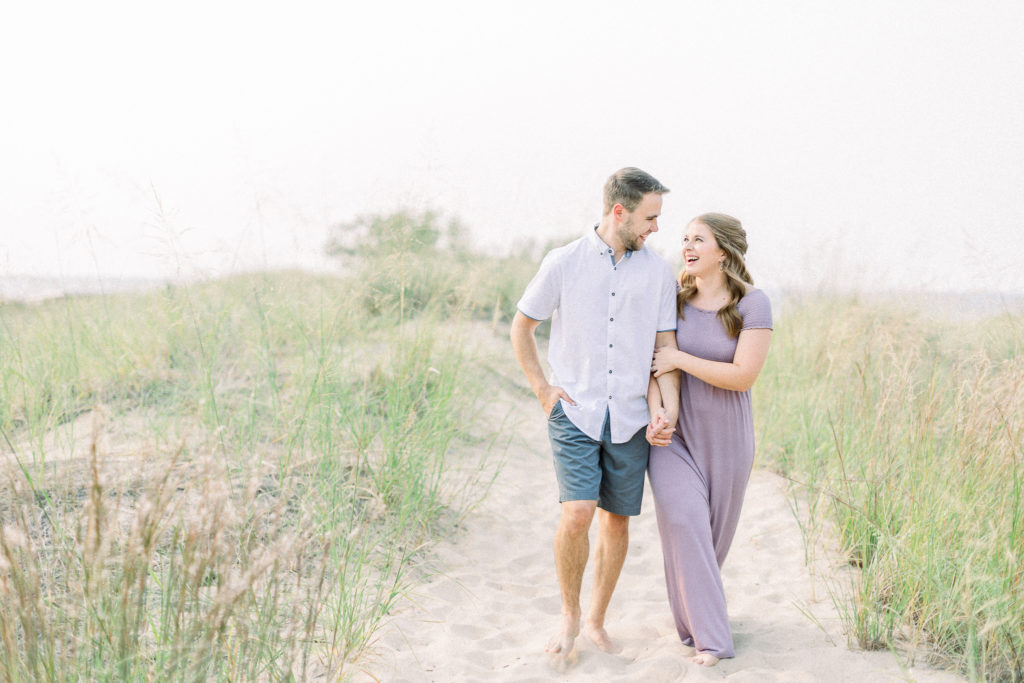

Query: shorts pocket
left=547, top=400, right=564, bottom=420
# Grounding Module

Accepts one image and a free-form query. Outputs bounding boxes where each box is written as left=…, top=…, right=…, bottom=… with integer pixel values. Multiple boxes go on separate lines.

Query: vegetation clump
left=756, top=296, right=1023, bottom=681
left=0, top=211, right=536, bottom=680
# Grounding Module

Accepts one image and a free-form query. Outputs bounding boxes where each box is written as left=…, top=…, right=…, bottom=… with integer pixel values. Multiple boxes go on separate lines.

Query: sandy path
left=356, top=333, right=963, bottom=682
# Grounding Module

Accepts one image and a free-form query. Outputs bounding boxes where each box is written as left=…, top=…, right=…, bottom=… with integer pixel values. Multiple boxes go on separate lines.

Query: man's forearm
left=653, top=330, right=681, bottom=425
left=655, top=370, right=680, bottom=425
left=510, top=314, right=549, bottom=398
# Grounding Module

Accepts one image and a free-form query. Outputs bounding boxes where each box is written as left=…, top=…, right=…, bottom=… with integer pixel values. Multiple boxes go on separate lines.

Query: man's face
left=617, top=192, right=663, bottom=252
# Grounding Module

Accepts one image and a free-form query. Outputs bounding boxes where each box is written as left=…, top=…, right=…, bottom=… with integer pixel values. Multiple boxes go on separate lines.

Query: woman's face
left=681, top=220, right=725, bottom=277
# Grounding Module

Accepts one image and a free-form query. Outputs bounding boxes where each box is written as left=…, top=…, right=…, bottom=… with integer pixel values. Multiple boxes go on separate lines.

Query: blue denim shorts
left=547, top=402, right=649, bottom=516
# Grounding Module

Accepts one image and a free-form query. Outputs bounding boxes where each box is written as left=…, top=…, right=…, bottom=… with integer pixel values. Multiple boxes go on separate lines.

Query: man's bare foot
left=689, top=652, right=720, bottom=667
left=583, top=621, right=623, bottom=654
left=545, top=614, right=580, bottom=671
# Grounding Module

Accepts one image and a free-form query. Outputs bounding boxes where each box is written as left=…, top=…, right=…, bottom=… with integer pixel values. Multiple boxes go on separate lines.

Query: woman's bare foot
left=545, top=614, right=580, bottom=671
left=583, top=620, right=623, bottom=654
left=689, top=652, right=720, bottom=667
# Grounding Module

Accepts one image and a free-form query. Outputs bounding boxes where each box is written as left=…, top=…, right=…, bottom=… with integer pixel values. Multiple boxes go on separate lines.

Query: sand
left=356, top=334, right=964, bottom=682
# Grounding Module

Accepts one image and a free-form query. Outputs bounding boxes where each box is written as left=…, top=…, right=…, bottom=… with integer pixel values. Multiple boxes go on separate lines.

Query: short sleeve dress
left=647, top=288, right=773, bottom=659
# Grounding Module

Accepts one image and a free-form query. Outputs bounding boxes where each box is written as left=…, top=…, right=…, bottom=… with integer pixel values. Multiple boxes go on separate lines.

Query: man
left=510, top=167, right=681, bottom=667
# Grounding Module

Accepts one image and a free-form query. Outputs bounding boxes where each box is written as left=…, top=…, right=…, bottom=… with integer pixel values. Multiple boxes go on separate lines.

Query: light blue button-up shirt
left=517, top=227, right=678, bottom=443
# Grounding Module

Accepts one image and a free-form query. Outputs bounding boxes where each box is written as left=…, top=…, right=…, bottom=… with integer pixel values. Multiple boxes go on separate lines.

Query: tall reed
left=0, top=223, right=532, bottom=680
left=755, top=295, right=1023, bottom=681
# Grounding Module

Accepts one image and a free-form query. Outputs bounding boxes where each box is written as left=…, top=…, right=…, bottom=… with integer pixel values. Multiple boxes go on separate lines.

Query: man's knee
left=560, top=500, right=597, bottom=535
left=597, top=509, right=630, bottom=539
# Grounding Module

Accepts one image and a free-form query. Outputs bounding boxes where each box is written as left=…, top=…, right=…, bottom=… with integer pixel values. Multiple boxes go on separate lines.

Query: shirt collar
left=588, top=225, right=635, bottom=259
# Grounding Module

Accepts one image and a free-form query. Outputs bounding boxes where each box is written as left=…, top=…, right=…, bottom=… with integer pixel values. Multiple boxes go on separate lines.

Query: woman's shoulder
left=738, top=288, right=773, bottom=326
left=739, top=286, right=769, bottom=304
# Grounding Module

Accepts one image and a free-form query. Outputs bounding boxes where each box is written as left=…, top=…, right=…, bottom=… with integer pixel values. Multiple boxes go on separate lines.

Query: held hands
left=539, top=384, right=575, bottom=417
left=651, top=347, right=683, bottom=378
left=646, top=408, right=674, bottom=447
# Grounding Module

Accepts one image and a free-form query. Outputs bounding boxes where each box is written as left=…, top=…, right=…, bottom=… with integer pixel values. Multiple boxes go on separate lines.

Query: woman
left=646, top=212, right=772, bottom=666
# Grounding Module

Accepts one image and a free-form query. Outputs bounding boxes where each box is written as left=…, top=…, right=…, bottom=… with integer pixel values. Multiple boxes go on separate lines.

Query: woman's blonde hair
left=677, top=212, right=754, bottom=338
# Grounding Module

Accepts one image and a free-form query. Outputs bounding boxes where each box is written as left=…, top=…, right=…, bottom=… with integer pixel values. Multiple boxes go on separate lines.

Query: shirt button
left=608, top=370, right=613, bottom=374
left=608, top=395, right=613, bottom=400
left=609, top=317, right=614, bottom=321
left=609, top=344, right=613, bottom=348
left=611, top=292, right=615, bottom=296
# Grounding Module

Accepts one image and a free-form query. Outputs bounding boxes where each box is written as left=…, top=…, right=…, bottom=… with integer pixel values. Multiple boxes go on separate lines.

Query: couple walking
left=510, top=167, right=773, bottom=669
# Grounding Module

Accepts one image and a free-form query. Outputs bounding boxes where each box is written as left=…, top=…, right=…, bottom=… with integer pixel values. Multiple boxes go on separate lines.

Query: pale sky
left=2, top=0, right=1023, bottom=293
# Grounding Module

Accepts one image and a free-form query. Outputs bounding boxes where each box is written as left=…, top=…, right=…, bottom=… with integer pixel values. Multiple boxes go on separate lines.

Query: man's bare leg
left=584, top=508, right=629, bottom=654
left=547, top=500, right=596, bottom=667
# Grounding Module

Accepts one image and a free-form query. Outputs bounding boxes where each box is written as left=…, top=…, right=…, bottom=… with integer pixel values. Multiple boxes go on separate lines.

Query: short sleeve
left=657, top=262, right=678, bottom=332
left=739, top=289, right=773, bottom=331
left=516, top=249, right=562, bottom=321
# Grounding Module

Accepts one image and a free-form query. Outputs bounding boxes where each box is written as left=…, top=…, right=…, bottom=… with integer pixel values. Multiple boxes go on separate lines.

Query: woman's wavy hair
left=677, top=212, right=754, bottom=338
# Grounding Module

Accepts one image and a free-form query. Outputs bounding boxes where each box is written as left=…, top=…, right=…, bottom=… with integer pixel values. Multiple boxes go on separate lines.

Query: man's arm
left=653, top=329, right=680, bottom=427
left=646, top=374, right=672, bottom=446
left=510, top=310, right=575, bottom=415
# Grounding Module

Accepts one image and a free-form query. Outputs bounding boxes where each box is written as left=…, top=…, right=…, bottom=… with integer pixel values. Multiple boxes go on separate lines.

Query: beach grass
left=8, top=217, right=1020, bottom=682
left=0, top=215, right=534, bottom=680
left=755, top=294, right=1023, bottom=681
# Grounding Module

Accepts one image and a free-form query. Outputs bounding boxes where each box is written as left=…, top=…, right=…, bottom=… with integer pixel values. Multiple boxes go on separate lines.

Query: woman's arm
left=652, top=328, right=772, bottom=392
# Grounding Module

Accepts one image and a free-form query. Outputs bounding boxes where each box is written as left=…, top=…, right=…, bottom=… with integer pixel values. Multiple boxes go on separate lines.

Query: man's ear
left=612, top=203, right=625, bottom=221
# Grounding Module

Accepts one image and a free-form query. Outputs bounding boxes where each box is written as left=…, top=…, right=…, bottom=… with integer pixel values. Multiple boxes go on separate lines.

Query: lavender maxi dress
left=648, top=289, right=772, bottom=659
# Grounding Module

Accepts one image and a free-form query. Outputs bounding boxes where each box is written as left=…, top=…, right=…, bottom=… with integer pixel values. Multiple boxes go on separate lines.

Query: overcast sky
left=2, top=1, right=1023, bottom=293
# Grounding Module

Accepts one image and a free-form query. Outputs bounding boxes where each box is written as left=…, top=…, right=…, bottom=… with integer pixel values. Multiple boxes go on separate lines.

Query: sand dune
left=357, top=343, right=964, bottom=682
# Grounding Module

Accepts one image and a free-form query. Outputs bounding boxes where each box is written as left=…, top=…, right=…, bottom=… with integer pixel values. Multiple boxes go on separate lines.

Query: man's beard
left=618, top=219, right=644, bottom=252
